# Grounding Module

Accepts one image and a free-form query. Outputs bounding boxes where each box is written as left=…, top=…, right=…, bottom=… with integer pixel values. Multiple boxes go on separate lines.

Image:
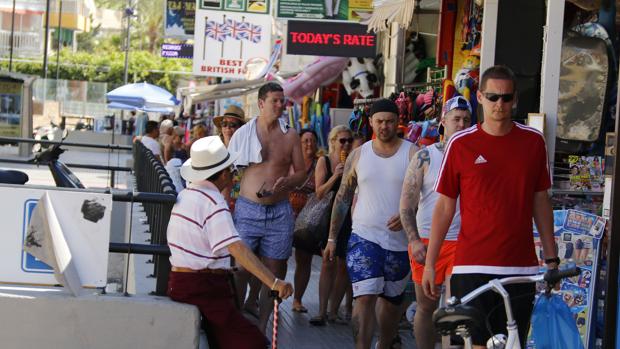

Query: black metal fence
left=132, top=141, right=177, bottom=295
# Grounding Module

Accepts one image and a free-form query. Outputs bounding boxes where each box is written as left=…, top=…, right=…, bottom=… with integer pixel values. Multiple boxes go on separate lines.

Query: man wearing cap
left=228, top=82, right=306, bottom=333
left=422, top=65, right=558, bottom=348
left=324, top=99, right=417, bottom=349
left=399, top=96, right=471, bottom=349
left=166, top=136, right=293, bottom=349
left=214, top=105, right=246, bottom=148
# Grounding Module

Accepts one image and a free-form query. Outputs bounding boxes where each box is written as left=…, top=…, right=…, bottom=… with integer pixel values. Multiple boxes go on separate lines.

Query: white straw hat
left=180, top=136, right=238, bottom=182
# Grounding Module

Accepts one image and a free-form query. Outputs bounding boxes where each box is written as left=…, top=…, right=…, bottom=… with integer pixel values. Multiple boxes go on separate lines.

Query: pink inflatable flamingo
left=282, top=57, right=349, bottom=104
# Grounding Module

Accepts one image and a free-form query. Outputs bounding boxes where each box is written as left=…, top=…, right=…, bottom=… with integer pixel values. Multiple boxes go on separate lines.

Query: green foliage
left=76, top=17, right=102, bottom=52
left=0, top=49, right=191, bottom=92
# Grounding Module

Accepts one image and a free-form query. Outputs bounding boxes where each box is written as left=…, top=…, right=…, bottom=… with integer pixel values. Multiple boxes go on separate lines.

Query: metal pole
left=123, top=1, right=132, bottom=85
left=8, top=0, right=16, bottom=72
left=55, top=0, right=63, bottom=80
left=42, top=0, right=51, bottom=78
left=117, top=0, right=132, bottom=148
left=603, top=59, right=620, bottom=349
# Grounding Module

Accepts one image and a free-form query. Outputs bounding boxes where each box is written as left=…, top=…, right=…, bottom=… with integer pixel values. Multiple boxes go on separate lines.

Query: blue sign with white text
left=21, top=200, right=53, bottom=273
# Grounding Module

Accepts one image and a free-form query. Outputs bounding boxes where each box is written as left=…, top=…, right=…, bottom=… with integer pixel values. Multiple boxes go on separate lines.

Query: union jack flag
left=205, top=20, right=230, bottom=42
left=247, top=24, right=262, bottom=43
left=225, top=19, right=249, bottom=41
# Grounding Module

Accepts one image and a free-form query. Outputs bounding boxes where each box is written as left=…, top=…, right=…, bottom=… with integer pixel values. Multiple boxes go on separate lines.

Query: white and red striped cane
left=271, top=290, right=281, bottom=349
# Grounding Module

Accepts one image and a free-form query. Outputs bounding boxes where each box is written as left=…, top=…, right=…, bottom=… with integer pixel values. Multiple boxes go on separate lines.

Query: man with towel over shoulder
left=229, top=82, right=307, bottom=333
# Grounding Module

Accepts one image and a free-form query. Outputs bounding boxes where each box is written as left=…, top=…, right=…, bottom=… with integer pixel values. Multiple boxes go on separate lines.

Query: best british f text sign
left=286, top=21, right=376, bottom=57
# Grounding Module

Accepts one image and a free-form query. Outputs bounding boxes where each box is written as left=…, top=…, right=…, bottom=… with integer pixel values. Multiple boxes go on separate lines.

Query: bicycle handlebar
left=543, top=266, right=581, bottom=285
left=457, top=266, right=581, bottom=305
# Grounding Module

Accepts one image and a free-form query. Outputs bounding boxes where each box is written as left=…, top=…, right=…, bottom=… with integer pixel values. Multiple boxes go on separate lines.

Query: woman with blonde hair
left=188, top=124, right=207, bottom=150
left=309, top=124, right=354, bottom=325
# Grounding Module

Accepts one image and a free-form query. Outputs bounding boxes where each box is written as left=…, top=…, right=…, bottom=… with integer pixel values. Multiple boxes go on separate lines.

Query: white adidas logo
left=474, top=155, right=488, bottom=164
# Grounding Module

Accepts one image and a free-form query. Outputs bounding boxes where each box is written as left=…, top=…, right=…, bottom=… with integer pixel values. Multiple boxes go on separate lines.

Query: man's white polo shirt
left=167, top=181, right=240, bottom=270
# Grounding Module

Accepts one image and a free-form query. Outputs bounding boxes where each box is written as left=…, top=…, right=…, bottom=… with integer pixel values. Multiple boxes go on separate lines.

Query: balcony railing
left=0, top=30, right=42, bottom=58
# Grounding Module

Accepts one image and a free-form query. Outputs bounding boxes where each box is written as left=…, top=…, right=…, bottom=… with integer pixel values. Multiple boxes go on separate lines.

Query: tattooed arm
left=323, top=147, right=360, bottom=261
left=400, top=148, right=429, bottom=263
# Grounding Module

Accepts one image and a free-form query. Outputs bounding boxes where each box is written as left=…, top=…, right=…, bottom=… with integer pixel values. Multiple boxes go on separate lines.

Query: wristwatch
left=544, top=257, right=561, bottom=265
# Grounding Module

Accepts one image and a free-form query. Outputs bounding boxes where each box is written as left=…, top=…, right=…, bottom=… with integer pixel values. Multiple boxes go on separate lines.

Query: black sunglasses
left=483, top=92, right=515, bottom=103
left=256, top=182, right=273, bottom=198
left=338, top=137, right=354, bottom=145
left=221, top=121, right=241, bottom=128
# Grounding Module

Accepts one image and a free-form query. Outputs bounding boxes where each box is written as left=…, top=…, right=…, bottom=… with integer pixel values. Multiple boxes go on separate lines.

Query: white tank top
left=352, top=140, right=412, bottom=251
left=416, top=143, right=461, bottom=241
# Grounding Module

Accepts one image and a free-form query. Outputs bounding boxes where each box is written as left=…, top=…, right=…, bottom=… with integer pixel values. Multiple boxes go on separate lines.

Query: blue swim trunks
left=233, top=196, right=295, bottom=260
left=346, top=233, right=411, bottom=303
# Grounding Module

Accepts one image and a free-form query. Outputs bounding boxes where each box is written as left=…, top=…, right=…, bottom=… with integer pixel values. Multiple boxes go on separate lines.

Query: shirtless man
left=229, top=82, right=306, bottom=333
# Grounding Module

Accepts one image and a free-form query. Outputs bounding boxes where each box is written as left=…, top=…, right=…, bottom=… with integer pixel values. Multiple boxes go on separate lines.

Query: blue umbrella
left=107, top=101, right=174, bottom=114
left=107, top=82, right=179, bottom=110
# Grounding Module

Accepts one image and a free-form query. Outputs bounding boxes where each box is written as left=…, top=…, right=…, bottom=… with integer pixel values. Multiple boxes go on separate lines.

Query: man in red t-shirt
left=421, top=65, right=559, bottom=348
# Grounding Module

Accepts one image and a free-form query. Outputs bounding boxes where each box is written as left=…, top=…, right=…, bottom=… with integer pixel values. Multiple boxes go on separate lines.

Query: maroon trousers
left=167, top=271, right=266, bottom=349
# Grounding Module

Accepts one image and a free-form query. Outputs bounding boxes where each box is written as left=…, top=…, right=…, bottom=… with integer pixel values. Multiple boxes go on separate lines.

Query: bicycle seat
left=432, top=304, right=486, bottom=336
left=0, top=169, right=29, bottom=184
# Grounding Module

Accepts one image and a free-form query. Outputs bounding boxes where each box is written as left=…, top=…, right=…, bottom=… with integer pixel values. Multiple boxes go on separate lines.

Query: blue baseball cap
left=442, top=96, right=472, bottom=118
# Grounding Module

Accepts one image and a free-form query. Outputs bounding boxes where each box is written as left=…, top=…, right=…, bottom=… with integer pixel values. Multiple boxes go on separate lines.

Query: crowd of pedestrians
left=132, top=65, right=561, bottom=349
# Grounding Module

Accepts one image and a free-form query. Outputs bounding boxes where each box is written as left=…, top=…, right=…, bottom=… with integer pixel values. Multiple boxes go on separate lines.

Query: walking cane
left=270, top=290, right=282, bottom=349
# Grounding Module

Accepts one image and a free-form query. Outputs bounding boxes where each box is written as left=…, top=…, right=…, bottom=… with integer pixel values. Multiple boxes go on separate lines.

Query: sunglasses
left=482, top=92, right=515, bottom=103
left=256, top=182, right=273, bottom=198
left=221, top=121, right=241, bottom=128
left=338, top=137, right=354, bottom=145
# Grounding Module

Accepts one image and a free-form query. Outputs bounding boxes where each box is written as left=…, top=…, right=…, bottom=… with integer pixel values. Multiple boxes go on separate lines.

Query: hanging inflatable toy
left=283, top=57, right=349, bottom=104
left=342, top=58, right=379, bottom=98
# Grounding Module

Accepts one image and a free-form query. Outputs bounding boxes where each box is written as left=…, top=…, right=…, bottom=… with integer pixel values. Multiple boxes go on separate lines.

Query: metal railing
left=0, top=136, right=132, bottom=188
left=132, top=140, right=177, bottom=295
left=0, top=137, right=176, bottom=296
left=0, top=30, right=42, bottom=57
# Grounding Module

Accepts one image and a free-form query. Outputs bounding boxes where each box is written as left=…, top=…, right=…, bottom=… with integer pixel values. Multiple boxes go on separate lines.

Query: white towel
left=228, top=117, right=289, bottom=167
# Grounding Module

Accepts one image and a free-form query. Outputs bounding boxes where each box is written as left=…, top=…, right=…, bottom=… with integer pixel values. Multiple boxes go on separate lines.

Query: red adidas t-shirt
left=435, top=122, right=551, bottom=275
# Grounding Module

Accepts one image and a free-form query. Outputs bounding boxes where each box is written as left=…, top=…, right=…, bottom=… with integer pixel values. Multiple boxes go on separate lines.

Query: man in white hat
left=166, top=136, right=293, bottom=349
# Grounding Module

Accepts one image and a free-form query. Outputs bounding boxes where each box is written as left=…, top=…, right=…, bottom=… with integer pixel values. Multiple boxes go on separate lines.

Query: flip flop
left=292, top=305, right=308, bottom=313
left=309, top=315, right=327, bottom=326
left=327, top=315, right=348, bottom=325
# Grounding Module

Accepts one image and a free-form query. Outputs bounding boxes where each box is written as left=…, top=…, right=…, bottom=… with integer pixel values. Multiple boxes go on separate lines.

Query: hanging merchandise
left=436, top=0, right=458, bottom=76
left=527, top=210, right=606, bottom=349
left=556, top=32, right=610, bottom=154
left=402, top=32, right=428, bottom=85
left=460, top=0, right=482, bottom=52
left=341, top=58, right=380, bottom=99
left=349, top=100, right=374, bottom=140
left=531, top=294, right=585, bottom=349
left=300, top=96, right=312, bottom=129
left=282, top=57, right=349, bottom=104
left=322, top=102, right=331, bottom=145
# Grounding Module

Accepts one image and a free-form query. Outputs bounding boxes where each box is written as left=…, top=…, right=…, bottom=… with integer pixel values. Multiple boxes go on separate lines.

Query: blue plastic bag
left=531, top=294, right=584, bottom=349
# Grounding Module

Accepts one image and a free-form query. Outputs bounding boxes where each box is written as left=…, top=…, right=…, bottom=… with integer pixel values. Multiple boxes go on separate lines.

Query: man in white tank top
left=324, top=99, right=417, bottom=349
left=399, top=96, right=472, bottom=349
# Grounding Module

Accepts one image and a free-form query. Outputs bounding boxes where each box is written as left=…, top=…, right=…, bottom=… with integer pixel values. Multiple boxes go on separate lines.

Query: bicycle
left=432, top=267, right=581, bottom=349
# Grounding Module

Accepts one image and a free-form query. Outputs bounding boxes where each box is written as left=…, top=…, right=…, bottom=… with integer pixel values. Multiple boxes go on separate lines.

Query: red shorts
left=409, top=238, right=457, bottom=285
left=167, top=271, right=266, bottom=349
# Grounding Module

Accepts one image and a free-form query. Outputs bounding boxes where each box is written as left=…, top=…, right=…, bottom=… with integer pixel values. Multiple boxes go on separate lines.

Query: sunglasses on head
left=482, top=92, right=515, bottom=103
left=221, top=121, right=241, bottom=128
left=338, top=137, right=354, bottom=145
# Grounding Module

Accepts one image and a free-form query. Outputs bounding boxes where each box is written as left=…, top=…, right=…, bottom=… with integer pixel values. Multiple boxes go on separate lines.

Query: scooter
left=0, top=129, right=84, bottom=188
